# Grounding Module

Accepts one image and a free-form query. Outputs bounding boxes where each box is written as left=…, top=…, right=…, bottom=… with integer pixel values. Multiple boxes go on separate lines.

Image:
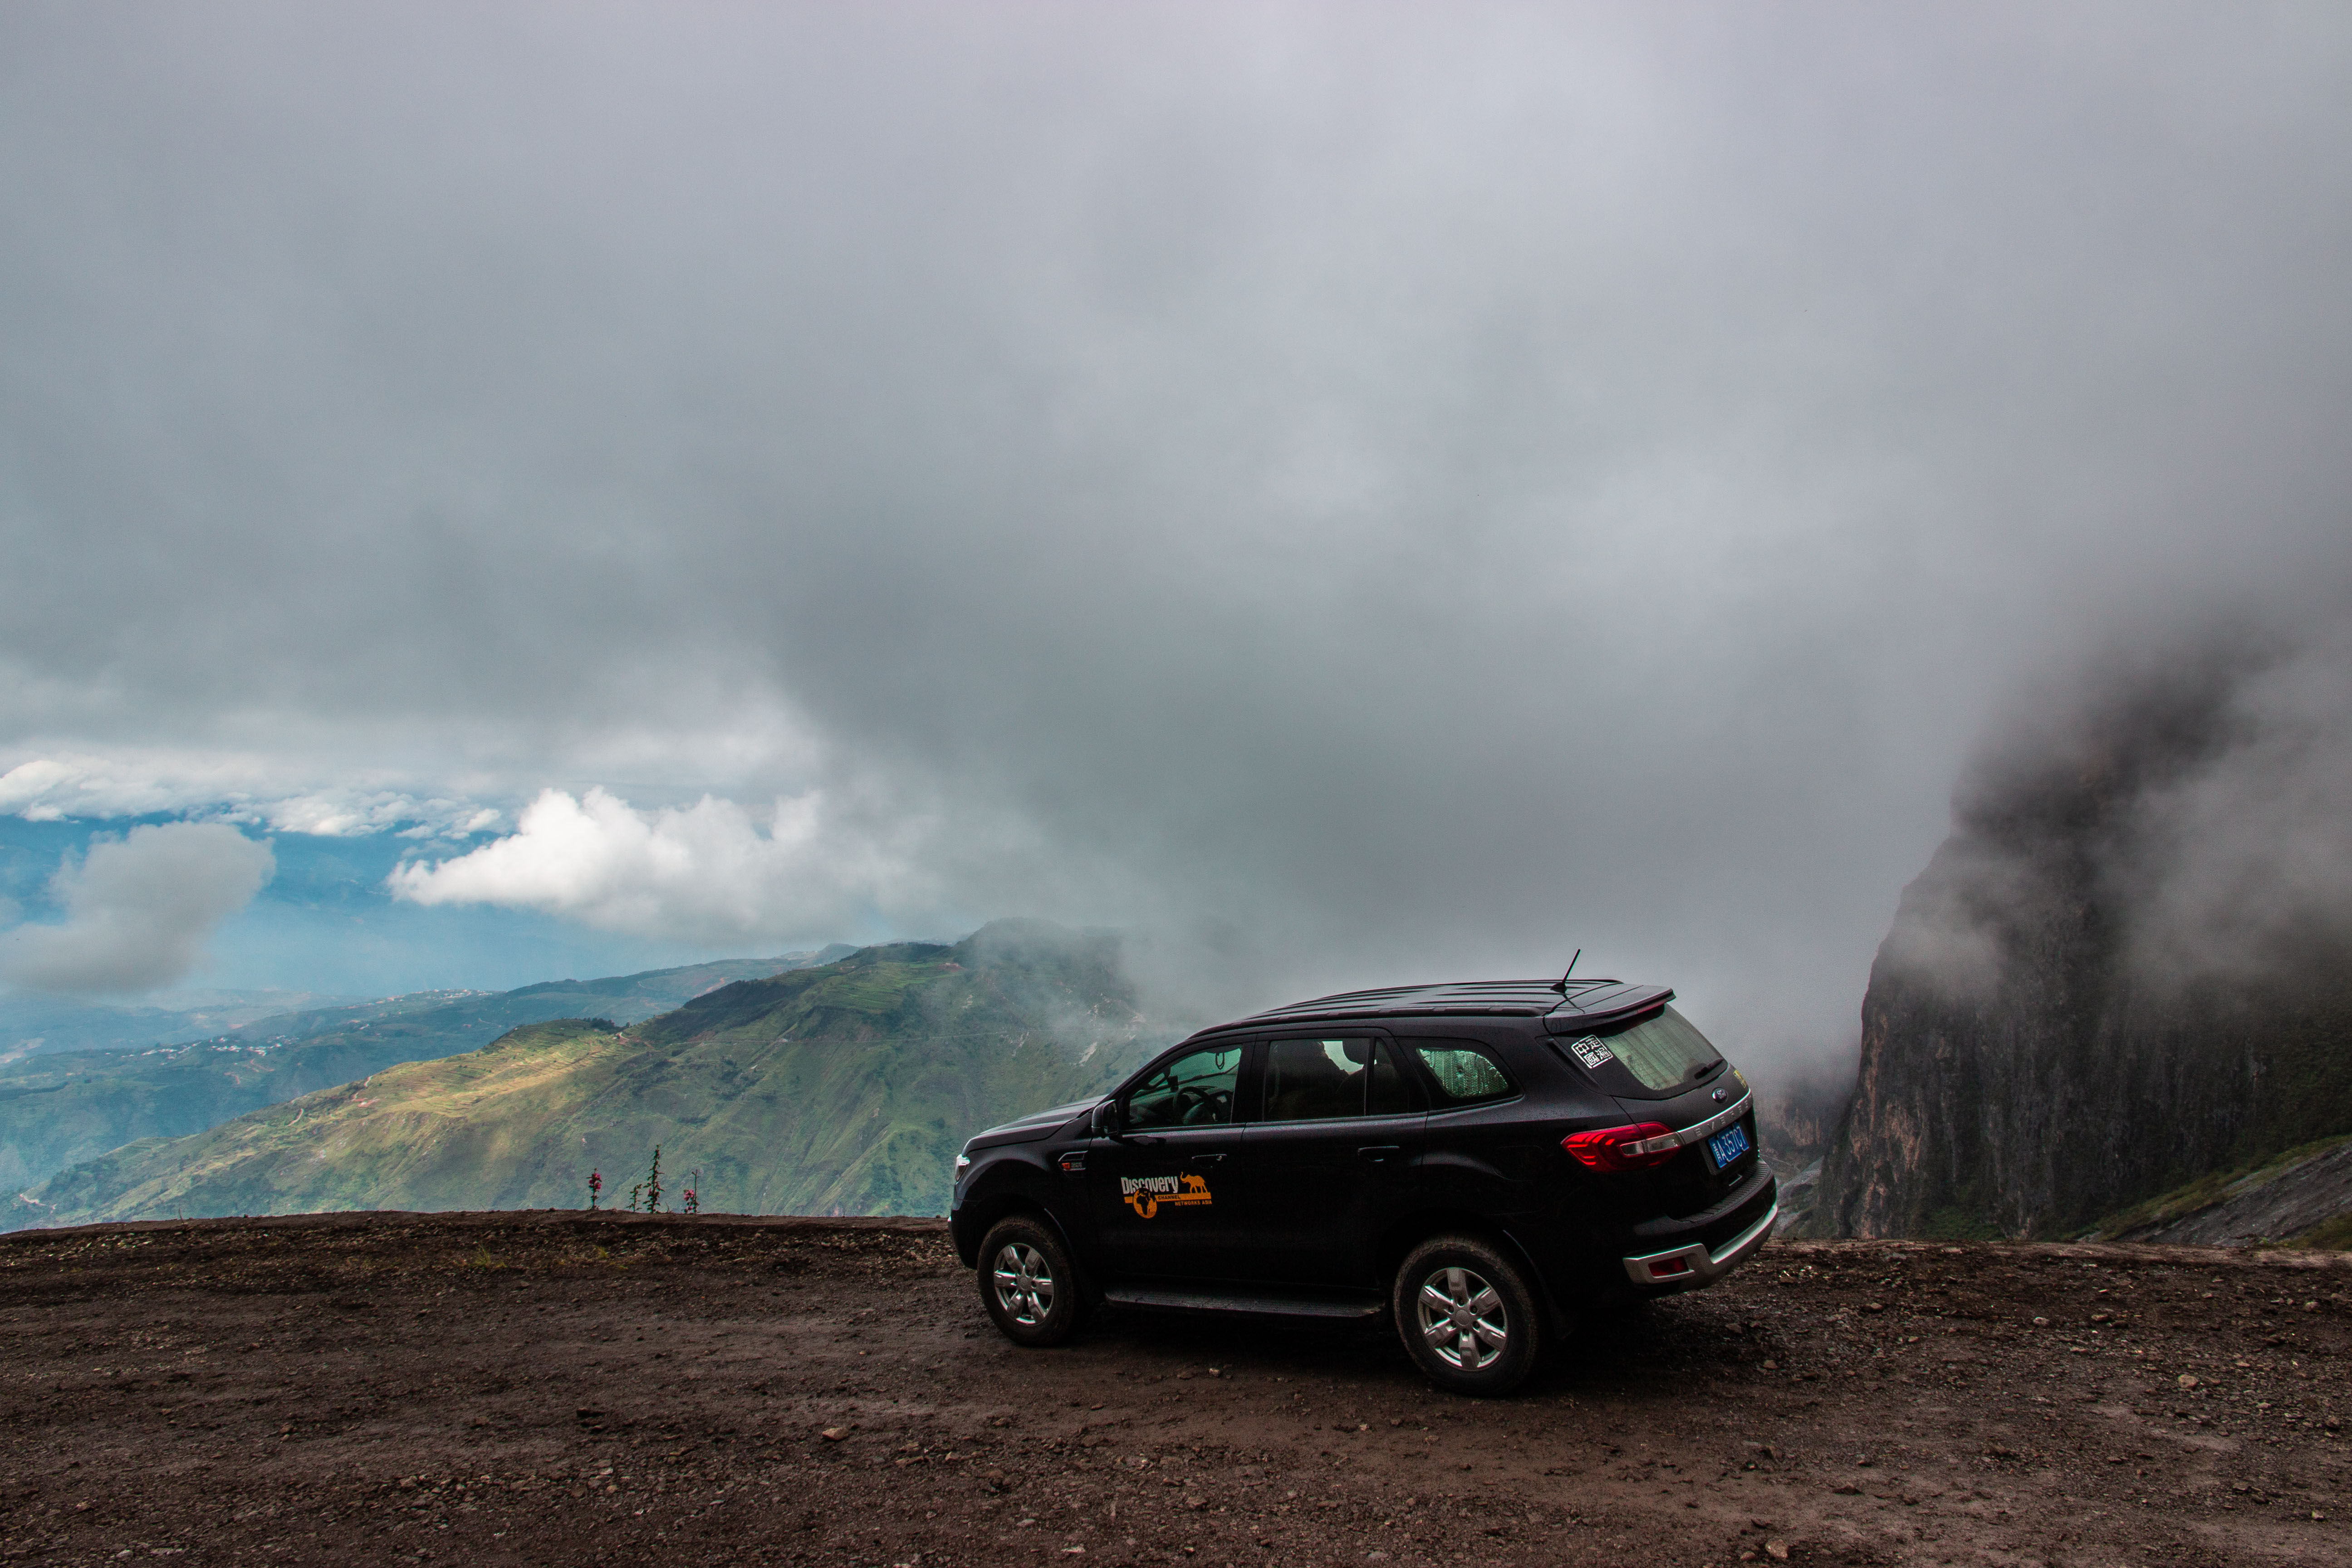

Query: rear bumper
left=1621, top=1195, right=1777, bottom=1289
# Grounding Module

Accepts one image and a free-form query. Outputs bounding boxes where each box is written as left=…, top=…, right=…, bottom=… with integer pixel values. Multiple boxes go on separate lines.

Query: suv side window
left=1264, top=1038, right=1421, bottom=1120
left=1367, top=1039, right=1417, bottom=1115
left=1264, top=1038, right=1363, bottom=1121
left=1403, top=1038, right=1517, bottom=1107
left=1125, top=1044, right=1241, bottom=1129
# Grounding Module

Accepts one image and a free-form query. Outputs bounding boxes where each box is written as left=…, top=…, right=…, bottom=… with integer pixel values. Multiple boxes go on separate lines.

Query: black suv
left=948, top=976, right=1776, bottom=1394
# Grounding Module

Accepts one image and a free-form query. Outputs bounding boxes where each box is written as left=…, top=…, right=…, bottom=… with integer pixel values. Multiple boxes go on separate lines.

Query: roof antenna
left=1551, top=948, right=1581, bottom=994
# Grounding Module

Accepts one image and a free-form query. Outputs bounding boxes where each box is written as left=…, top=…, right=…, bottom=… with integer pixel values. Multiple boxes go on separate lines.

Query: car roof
left=1203, top=978, right=1674, bottom=1033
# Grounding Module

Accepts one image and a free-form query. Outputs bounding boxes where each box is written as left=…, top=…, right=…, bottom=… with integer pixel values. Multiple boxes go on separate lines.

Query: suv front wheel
left=978, top=1215, right=1086, bottom=1347
left=1392, top=1235, right=1542, bottom=1395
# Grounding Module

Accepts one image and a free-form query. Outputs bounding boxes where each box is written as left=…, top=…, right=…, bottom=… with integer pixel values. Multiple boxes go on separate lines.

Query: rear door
left=1085, top=1039, right=1258, bottom=1281
left=1405, top=1033, right=1540, bottom=1235
left=1243, top=1034, right=1425, bottom=1287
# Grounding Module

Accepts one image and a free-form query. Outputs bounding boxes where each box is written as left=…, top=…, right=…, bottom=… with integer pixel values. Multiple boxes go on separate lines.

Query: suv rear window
left=1574, top=1006, right=1723, bottom=1092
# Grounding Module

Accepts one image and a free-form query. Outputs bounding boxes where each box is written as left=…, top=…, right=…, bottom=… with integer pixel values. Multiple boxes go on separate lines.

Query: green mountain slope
left=206, top=946, right=858, bottom=1049
left=15, top=921, right=1164, bottom=1227
left=0, top=951, right=846, bottom=1210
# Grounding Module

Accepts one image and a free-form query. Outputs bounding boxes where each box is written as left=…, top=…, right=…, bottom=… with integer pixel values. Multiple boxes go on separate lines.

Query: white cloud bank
left=0, top=823, right=275, bottom=994
left=386, top=788, right=934, bottom=946
left=0, top=752, right=500, bottom=838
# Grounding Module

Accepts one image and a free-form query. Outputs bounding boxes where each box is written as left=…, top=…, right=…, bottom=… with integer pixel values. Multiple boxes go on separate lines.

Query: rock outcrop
left=2104, top=1132, right=2352, bottom=1246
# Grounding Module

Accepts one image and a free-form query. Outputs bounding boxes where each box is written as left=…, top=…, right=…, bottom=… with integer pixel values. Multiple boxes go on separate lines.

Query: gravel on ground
left=1, top=1211, right=2346, bottom=1566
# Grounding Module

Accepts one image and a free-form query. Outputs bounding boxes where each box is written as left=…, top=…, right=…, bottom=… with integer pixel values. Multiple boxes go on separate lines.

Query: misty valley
left=10, top=727, right=2352, bottom=1251
left=12, top=632, right=2352, bottom=1255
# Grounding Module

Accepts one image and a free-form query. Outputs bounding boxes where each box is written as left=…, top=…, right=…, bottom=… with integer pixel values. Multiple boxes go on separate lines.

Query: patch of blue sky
left=0, top=814, right=753, bottom=998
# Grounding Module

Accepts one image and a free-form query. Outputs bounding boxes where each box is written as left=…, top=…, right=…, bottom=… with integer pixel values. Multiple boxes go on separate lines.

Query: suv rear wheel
left=1392, top=1235, right=1541, bottom=1395
left=978, top=1215, right=1085, bottom=1347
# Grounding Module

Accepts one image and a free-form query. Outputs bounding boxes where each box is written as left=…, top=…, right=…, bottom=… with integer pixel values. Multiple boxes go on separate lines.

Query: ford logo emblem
left=1711, top=1088, right=1729, bottom=1103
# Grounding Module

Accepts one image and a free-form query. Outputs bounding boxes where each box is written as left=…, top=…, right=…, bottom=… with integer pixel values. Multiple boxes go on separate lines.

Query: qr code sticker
left=1568, top=1035, right=1614, bottom=1069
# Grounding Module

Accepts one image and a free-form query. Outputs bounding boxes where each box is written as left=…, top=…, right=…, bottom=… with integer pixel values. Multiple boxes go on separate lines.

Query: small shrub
left=627, top=1147, right=665, bottom=1213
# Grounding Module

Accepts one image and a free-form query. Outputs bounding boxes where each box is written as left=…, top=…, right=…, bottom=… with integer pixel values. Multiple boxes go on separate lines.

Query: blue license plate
left=1706, top=1122, right=1751, bottom=1169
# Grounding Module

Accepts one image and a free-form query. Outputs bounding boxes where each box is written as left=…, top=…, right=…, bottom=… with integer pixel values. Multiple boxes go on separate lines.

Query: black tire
left=977, top=1215, right=1086, bottom=1348
left=1391, top=1234, right=1543, bottom=1396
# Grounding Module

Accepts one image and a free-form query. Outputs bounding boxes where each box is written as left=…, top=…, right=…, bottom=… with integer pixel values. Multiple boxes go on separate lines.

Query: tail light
left=1561, top=1122, right=1681, bottom=1172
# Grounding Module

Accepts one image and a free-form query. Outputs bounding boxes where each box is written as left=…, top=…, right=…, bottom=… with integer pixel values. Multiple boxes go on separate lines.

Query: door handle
left=1357, top=1145, right=1403, bottom=1163
left=1189, top=1152, right=1227, bottom=1165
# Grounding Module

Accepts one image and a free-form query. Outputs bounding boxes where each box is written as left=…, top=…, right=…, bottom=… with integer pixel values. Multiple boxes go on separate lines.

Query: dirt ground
left=0, top=1213, right=2346, bottom=1568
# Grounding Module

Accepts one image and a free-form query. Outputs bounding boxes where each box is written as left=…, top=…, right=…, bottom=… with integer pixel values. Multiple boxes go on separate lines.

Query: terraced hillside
left=15, top=920, right=1163, bottom=1227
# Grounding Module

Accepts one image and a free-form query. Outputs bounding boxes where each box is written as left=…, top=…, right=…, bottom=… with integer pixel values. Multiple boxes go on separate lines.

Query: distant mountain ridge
left=0, top=988, right=372, bottom=1064
left=11, top=920, right=1164, bottom=1228
left=0, top=949, right=850, bottom=1208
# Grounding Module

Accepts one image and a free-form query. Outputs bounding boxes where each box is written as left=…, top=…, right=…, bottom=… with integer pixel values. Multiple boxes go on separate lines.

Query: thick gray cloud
left=4, top=4, right=2351, bottom=1070
left=0, top=823, right=275, bottom=994
left=1885, top=600, right=2352, bottom=1003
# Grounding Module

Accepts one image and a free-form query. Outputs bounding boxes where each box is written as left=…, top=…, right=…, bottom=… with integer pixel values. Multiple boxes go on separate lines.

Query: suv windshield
left=1579, top=1006, right=1723, bottom=1092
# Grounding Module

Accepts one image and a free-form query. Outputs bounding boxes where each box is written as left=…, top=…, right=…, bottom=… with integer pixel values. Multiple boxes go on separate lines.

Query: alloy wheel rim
left=1415, top=1264, right=1508, bottom=1370
left=991, top=1242, right=1056, bottom=1326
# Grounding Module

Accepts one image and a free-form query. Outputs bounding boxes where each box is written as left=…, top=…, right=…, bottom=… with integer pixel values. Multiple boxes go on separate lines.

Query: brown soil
left=1, top=1212, right=2347, bottom=1567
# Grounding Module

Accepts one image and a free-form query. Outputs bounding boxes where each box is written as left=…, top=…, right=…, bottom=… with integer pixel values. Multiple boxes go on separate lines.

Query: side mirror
left=1091, top=1099, right=1123, bottom=1138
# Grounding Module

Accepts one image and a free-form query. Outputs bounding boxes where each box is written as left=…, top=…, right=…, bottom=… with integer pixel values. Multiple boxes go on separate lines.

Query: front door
left=1246, top=1034, right=1425, bottom=1287
left=1087, top=1040, right=1254, bottom=1281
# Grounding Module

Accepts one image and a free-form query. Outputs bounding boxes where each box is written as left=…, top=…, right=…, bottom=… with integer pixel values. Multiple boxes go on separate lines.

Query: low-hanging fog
left=4, top=4, right=2351, bottom=1086
left=1880, top=599, right=2352, bottom=1000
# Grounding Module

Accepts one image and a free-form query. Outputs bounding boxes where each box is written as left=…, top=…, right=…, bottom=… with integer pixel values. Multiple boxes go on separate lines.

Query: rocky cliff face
left=1813, top=631, right=2352, bottom=1238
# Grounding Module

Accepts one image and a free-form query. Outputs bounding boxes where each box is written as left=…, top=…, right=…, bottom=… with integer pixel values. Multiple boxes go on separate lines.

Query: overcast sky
left=4, top=3, right=2349, bottom=1076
